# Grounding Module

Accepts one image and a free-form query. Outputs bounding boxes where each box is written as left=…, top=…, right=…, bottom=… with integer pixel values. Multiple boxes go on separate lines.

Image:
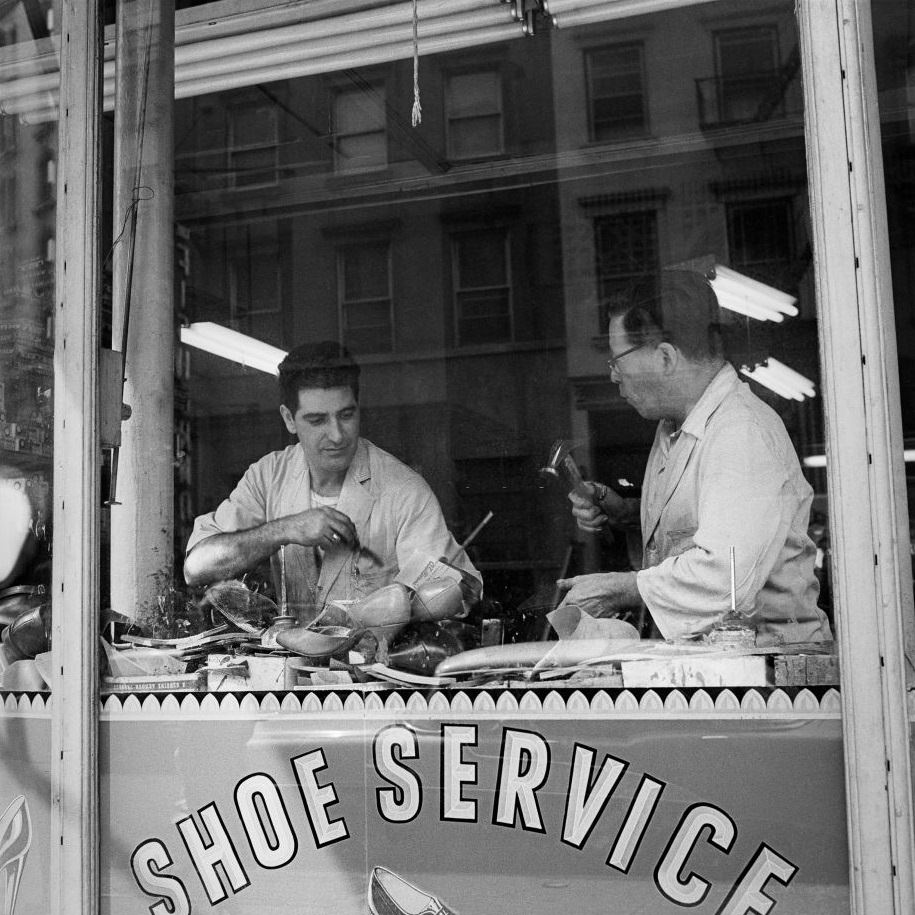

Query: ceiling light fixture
left=179, top=322, right=288, bottom=376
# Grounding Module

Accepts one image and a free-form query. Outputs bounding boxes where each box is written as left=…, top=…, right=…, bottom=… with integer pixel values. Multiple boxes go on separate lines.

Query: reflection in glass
left=168, top=0, right=827, bottom=648
left=0, top=3, right=55, bottom=688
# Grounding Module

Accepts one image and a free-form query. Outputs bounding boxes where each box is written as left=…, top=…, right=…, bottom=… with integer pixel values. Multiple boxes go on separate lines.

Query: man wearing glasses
left=555, top=269, right=832, bottom=646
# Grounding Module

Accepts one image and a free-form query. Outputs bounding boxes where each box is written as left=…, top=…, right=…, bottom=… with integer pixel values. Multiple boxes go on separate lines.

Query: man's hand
left=569, top=481, right=634, bottom=532
left=184, top=507, right=358, bottom=586
left=281, top=506, right=357, bottom=548
left=554, top=571, right=641, bottom=617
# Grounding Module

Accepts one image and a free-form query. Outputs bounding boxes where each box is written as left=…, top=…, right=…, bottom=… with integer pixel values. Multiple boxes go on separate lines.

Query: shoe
left=0, top=796, right=31, bottom=915
left=368, top=866, right=457, bottom=915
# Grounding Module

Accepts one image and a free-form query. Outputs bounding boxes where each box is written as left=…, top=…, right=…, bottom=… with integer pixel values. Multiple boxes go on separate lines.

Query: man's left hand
left=555, top=571, right=641, bottom=617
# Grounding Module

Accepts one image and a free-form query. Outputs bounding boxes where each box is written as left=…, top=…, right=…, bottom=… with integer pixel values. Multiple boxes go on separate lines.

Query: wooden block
left=621, top=656, right=770, bottom=688
left=805, top=654, right=840, bottom=685
left=774, top=655, right=807, bottom=686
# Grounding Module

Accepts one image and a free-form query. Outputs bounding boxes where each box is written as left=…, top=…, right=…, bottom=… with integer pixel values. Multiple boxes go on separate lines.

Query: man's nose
left=326, top=418, right=344, bottom=442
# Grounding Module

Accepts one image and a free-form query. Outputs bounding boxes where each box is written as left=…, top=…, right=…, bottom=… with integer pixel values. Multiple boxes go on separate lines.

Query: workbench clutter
left=98, top=557, right=481, bottom=693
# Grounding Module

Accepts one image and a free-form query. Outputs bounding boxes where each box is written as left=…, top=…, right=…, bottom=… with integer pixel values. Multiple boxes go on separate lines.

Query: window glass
left=873, top=0, right=915, bottom=615
left=89, top=2, right=860, bottom=911
left=109, top=0, right=834, bottom=695
left=0, top=1, right=56, bottom=907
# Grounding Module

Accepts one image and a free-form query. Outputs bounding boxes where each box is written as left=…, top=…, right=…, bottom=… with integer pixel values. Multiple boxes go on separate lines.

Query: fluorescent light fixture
left=548, top=0, right=713, bottom=28
left=803, top=450, right=915, bottom=469
left=709, top=265, right=799, bottom=323
left=763, top=357, right=816, bottom=398
left=0, top=1, right=523, bottom=118
left=179, top=322, right=288, bottom=375
left=740, top=359, right=815, bottom=402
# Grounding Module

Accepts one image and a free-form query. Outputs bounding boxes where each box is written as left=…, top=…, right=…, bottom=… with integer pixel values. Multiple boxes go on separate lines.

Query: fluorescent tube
left=549, top=0, right=712, bottom=28
left=764, top=357, right=816, bottom=398
left=179, top=322, right=288, bottom=375
left=803, top=450, right=915, bottom=468
left=740, top=364, right=806, bottom=401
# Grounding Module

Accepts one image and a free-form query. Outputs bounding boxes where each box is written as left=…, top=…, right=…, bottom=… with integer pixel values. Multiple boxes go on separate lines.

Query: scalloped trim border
left=0, top=687, right=848, bottom=719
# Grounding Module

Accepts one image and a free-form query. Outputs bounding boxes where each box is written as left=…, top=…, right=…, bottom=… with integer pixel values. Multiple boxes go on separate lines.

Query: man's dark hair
left=278, top=341, right=360, bottom=411
left=607, top=268, right=724, bottom=362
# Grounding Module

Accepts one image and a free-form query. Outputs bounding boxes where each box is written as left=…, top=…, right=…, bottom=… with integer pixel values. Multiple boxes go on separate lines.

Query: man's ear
left=657, top=341, right=680, bottom=374
left=279, top=404, right=296, bottom=434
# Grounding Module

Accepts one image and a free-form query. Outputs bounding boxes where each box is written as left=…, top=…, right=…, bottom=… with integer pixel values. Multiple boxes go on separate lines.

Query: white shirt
left=635, top=364, right=832, bottom=646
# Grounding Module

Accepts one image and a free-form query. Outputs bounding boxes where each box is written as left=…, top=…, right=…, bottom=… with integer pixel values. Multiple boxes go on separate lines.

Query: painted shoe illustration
left=368, top=866, right=457, bottom=915
left=0, top=796, right=31, bottom=915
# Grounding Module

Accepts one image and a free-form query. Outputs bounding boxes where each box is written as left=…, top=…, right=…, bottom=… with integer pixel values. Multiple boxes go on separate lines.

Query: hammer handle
left=560, top=454, right=594, bottom=501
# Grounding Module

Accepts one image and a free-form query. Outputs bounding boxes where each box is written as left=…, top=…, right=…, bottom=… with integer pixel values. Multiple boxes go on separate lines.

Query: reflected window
left=338, top=241, right=393, bottom=355
left=594, top=210, right=658, bottom=330
left=727, top=198, right=794, bottom=279
left=228, top=101, right=278, bottom=188
left=452, top=228, right=512, bottom=346
left=445, top=70, right=504, bottom=159
left=585, top=43, right=648, bottom=141
left=227, top=223, right=282, bottom=345
left=713, top=26, right=780, bottom=125
left=333, top=85, right=387, bottom=174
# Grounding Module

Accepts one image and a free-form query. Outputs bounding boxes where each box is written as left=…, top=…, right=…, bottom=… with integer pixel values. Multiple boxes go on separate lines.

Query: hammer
left=539, top=439, right=594, bottom=501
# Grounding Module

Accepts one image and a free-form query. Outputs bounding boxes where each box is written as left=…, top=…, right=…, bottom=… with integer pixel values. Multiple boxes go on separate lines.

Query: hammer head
left=542, top=438, right=577, bottom=474
left=540, top=439, right=590, bottom=498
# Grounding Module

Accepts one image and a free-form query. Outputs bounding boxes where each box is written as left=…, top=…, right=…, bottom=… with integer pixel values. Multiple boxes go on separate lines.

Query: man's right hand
left=282, top=506, right=357, bottom=548
left=569, top=481, right=633, bottom=532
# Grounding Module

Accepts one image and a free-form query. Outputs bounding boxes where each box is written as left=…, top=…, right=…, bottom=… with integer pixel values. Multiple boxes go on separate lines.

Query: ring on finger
left=330, top=532, right=341, bottom=543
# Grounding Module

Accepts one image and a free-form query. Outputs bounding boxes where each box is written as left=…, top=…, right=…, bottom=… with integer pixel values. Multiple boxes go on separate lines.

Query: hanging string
left=411, top=0, right=422, bottom=127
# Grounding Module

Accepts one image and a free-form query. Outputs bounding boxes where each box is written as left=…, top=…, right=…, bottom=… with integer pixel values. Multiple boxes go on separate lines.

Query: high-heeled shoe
left=368, top=866, right=457, bottom=915
left=0, top=796, right=31, bottom=915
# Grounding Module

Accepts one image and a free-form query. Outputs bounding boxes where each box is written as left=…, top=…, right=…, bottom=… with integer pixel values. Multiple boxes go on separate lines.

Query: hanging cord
left=411, top=0, right=422, bottom=127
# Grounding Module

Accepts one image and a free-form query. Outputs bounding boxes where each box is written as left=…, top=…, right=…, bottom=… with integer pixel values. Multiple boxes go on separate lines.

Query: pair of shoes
left=0, top=796, right=31, bottom=915
left=368, top=865, right=457, bottom=915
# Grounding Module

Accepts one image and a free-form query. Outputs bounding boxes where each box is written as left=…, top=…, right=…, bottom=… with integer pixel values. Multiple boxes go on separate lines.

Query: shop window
left=228, top=101, right=278, bottom=188
left=593, top=210, right=659, bottom=331
left=227, top=224, right=282, bottom=345
left=712, top=26, right=780, bottom=124
left=585, top=43, right=648, bottom=141
left=445, top=69, right=504, bottom=159
left=337, top=241, right=393, bottom=355
left=452, top=228, right=512, bottom=346
left=333, top=85, right=387, bottom=174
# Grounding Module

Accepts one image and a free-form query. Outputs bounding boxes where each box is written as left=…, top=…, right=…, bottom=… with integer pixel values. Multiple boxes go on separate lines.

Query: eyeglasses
left=607, top=341, right=650, bottom=372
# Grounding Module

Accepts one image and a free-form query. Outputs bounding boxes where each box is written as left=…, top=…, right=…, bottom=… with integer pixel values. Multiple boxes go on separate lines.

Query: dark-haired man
left=556, top=270, right=832, bottom=646
left=184, top=341, right=481, bottom=624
